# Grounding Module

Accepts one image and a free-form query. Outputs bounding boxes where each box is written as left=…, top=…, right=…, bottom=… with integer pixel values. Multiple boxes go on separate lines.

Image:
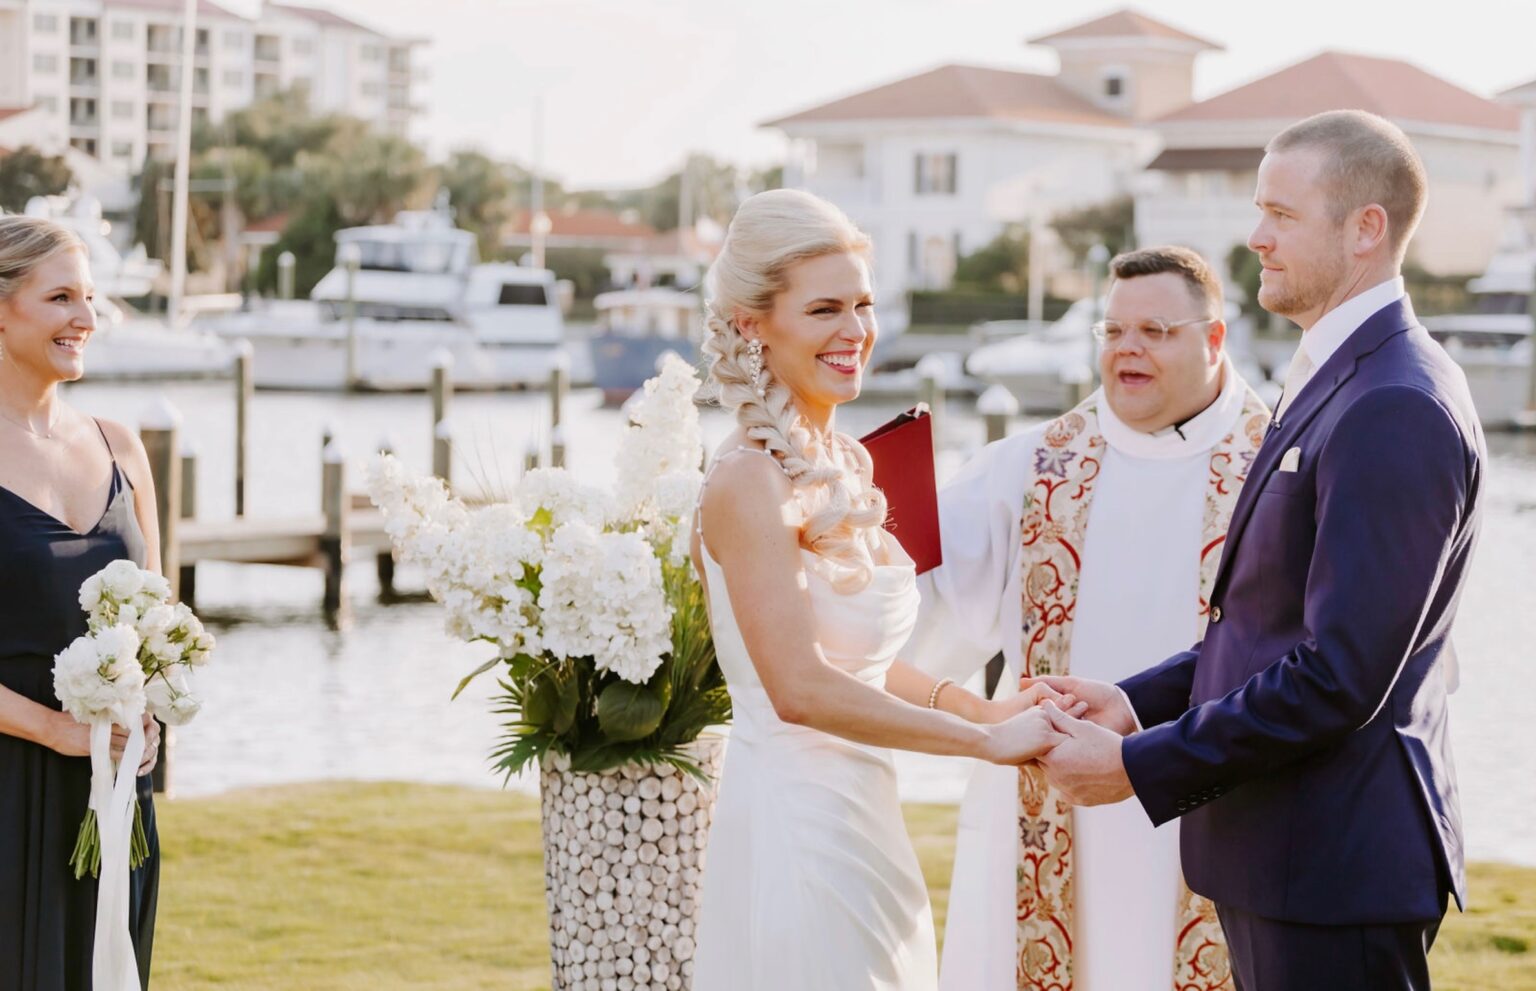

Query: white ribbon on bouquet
left=88, top=718, right=145, bottom=991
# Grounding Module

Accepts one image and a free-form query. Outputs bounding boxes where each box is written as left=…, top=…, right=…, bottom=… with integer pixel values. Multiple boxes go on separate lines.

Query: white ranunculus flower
left=101, top=559, right=145, bottom=600
left=137, top=604, right=176, bottom=638
left=146, top=666, right=201, bottom=725
left=53, top=625, right=146, bottom=725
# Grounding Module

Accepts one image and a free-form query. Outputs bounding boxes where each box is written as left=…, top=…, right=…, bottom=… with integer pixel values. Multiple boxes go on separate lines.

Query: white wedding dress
left=692, top=448, right=938, bottom=991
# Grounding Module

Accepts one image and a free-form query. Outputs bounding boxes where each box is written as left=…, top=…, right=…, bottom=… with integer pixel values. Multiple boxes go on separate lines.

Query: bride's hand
left=981, top=707, right=1069, bottom=765
left=983, top=681, right=1088, bottom=724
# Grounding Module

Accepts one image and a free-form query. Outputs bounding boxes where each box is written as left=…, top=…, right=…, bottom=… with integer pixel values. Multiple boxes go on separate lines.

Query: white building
left=0, top=0, right=424, bottom=177
left=1136, top=51, right=1524, bottom=279
left=764, top=10, right=1219, bottom=299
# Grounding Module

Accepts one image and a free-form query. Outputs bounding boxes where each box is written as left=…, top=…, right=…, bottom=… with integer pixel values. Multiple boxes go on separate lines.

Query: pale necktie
left=1273, top=349, right=1315, bottom=424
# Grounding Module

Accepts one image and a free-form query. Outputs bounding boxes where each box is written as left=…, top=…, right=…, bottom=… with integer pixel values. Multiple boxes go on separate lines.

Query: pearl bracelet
left=927, top=677, right=954, bottom=709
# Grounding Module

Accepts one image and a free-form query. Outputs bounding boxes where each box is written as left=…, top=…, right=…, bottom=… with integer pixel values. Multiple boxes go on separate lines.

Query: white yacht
left=1422, top=210, right=1534, bottom=427
left=205, top=204, right=569, bottom=390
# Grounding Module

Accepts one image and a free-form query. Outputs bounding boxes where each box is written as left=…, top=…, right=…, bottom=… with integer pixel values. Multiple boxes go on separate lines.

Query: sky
left=230, top=0, right=1536, bottom=190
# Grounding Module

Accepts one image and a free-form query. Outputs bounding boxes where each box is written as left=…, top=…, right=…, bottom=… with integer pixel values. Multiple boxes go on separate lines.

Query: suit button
left=1210, top=606, right=1223, bottom=624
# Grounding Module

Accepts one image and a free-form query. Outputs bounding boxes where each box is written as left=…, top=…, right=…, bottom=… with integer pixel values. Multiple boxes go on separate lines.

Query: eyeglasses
left=1090, top=316, right=1214, bottom=348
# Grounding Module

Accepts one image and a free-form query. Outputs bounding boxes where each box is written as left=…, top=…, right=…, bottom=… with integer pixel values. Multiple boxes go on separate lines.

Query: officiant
left=908, top=246, right=1267, bottom=991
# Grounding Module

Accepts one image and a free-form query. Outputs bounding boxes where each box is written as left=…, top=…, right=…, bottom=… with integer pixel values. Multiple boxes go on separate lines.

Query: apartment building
left=0, top=0, right=424, bottom=171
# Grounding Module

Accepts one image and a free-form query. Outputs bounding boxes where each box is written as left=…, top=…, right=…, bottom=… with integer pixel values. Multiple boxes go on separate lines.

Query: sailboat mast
left=168, top=0, right=197, bottom=328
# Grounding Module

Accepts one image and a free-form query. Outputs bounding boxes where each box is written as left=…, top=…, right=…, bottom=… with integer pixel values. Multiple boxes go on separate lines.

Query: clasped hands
left=985, top=675, right=1137, bottom=807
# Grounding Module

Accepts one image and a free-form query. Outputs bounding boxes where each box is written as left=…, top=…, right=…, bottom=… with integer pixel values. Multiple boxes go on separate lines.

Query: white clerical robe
left=908, top=365, right=1252, bottom=991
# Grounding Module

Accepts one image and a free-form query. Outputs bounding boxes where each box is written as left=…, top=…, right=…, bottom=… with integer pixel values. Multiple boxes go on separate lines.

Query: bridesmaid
left=0, top=216, right=163, bottom=990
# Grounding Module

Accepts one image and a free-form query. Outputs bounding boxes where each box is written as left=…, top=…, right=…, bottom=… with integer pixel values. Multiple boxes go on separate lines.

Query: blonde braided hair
left=701, top=190, right=888, bottom=593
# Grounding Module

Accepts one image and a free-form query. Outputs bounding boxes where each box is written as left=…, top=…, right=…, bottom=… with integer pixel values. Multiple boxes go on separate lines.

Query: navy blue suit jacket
left=1119, top=296, right=1483, bottom=926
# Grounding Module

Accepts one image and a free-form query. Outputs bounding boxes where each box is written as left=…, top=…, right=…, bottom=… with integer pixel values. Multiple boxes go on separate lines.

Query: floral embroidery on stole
left=1015, top=391, right=1269, bottom=991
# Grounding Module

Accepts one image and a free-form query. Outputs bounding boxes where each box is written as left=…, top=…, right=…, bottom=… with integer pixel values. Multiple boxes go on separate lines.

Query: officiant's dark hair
left=1266, top=110, right=1427, bottom=261
left=1108, top=246, right=1223, bottom=316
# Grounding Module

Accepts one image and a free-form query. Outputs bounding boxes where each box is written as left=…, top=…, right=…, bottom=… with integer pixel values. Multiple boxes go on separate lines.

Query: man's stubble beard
left=1258, top=240, right=1351, bottom=320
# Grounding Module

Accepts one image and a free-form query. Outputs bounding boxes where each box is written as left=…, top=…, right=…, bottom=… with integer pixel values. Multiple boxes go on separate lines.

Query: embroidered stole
left=1014, top=390, right=1269, bottom=991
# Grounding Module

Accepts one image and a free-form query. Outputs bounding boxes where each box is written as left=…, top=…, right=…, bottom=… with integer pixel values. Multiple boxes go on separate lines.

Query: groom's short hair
left=1108, top=245, right=1223, bottom=316
left=1266, top=110, right=1428, bottom=259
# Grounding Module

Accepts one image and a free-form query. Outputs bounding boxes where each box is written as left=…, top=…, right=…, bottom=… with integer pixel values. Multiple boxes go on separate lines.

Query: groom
left=1034, top=109, right=1485, bottom=990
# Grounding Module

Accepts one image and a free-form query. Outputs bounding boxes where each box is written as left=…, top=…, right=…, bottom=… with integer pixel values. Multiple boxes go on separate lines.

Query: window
left=361, top=81, right=382, bottom=98
left=112, top=140, right=133, bottom=159
left=361, top=44, right=383, bottom=62
left=293, top=37, right=314, bottom=57
left=499, top=283, right=548, bottom=306
left=112, top=100, right=133, bottom=119
left=223, top=69, right=244, bottom=87
left=913, top=153, right=957, bottom=195
left=1105, top=75, right=1123, bottom=98
left=111, top=21, right=134, bottom=41
left=33, top=54, right=59, bottom=74
left=34, top=13, right=59, bottom=32
left=223, top=29, right=244, bottom=51
left=113, top=60, right=134, bottom=80
left=37, top=95, right=59, bottom=113
left=907, top=231, right=919, bottom=275
left=69, top=137, right=97, bottom=156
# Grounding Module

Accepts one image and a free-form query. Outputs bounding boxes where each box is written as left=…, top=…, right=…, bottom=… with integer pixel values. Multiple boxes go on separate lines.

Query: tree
left=0, top=147, right=73, bottom=212
left=252, top=195, right=346, bottom=297
left=1050, top=195, right=1135, bottom=266
left=439, top=149, right=515, bottom=260
left=1228, top=242, right=1264, bottom=319
left=298, top=130, right=429, bottom=226
left=952, top=226, right=1032, bottom=294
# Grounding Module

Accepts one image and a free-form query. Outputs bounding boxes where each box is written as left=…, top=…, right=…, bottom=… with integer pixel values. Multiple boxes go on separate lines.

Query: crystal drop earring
left=747, top=339, right=766, bottom=398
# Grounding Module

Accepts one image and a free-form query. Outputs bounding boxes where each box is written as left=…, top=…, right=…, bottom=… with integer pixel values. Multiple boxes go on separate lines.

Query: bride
left=689, top=190, right=1077, bottom=989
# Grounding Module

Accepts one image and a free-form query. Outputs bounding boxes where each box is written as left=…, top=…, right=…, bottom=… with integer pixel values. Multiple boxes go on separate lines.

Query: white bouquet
left=54, top=560, right=216, bottom=877
left=369, top=353, right=729, bottom=778
left=50, top=559, right=214, bottom=991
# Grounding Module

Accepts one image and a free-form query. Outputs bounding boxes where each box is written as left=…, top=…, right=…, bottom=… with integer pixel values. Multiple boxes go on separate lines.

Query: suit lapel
left=1211, top=297, right=1418, bottom=597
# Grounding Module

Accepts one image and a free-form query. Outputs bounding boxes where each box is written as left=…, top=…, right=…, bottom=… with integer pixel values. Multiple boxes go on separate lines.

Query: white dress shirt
left=1279, top=276, right=1406, bottom=415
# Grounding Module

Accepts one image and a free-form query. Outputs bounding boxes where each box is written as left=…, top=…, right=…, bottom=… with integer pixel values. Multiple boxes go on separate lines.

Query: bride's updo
left=701, top=189, right=888, bottom=593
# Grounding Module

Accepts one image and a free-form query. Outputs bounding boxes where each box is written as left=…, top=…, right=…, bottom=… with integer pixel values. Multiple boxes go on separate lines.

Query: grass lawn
left=152, top=782, right=1534, bottom=990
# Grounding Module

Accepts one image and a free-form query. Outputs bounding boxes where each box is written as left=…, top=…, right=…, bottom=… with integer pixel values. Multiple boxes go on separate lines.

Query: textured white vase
left=539, top=735, right=724, bottom=991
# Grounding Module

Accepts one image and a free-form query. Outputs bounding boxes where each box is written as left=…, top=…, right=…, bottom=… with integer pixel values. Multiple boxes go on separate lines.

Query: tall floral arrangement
left=368, top=354, right=729, bottom=777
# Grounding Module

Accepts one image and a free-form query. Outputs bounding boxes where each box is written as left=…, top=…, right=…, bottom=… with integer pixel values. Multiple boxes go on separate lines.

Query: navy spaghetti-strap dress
left=0, top=423, right=160, bottom=990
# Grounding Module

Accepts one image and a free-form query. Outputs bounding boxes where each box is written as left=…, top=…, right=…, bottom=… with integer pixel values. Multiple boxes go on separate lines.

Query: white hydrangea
left=519, top=468, right=611, bottom=530
left=613, top=353, right=704, bottom=521
left=539, top=523, right=672, bottom=684
left=52, top=625, right=146, bottom=726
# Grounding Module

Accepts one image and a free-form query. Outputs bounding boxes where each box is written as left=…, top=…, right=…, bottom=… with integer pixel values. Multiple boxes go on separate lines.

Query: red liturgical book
left=859, top=406, right=942, bottom=575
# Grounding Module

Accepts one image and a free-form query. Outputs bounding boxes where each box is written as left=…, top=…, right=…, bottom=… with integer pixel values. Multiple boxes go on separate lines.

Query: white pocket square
left=1278, top=447, right=1302, bottom=472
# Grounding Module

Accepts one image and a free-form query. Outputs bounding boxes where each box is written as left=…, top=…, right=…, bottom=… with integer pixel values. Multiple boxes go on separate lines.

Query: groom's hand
left=1037, top=702, right=1134, bottom=806
left=1024, top=676, right=1137, bottom=736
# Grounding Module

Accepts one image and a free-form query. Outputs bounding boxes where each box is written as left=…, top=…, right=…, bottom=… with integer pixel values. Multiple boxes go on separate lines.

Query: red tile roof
left=1028, top=8, right=1222, bottom=50
left=245, top=212, right=290, bottom=234
left=764, top=64, right=1130, bottom=129
left=1160, top=51, right=1519, bottom=131
left=267, top=4, right=380, bottom=35
left=0, top=106, right=33, bottom=123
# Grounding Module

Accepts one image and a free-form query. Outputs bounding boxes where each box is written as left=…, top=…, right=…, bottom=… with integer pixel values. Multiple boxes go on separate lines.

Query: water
left=60, top=379, right=1536, bottom=867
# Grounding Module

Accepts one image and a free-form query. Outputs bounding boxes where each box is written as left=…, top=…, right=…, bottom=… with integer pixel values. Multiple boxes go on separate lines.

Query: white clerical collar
left=1097, top=356, right=1248, bottom=461
left=1297, top=276, right=1405, bottom=372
